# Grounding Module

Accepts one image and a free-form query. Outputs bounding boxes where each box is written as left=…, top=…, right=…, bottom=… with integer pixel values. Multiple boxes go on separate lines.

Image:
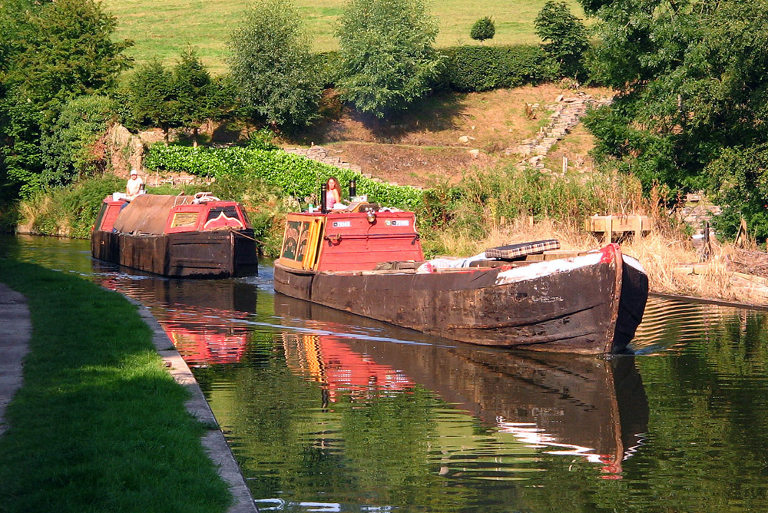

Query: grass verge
left=0, top=260, right=231, bottom=513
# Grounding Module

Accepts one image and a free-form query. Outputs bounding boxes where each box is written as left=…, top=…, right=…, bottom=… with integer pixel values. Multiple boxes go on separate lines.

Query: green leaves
left=534, top=1, right=589, bottom=79
left=228, top=0, right=323, bottom=128
left=336, top=0, right=442, bottom=118
left=470, top=17, right=496, bottom=43
left=145, top=144, right=424, bottom=210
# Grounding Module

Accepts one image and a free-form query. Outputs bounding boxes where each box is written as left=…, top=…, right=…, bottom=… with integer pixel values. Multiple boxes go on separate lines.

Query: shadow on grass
left=0, top=259, right=231, bottom=513
left=291, top=90, right=467, bottom=146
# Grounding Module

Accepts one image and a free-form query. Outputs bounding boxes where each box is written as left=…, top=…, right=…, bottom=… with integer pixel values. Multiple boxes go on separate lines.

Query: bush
left=470, top=17, right=495, bottom=42
left=437, top=45, right=558, bottom=92
left=707, top=143, right=768, bottom=242
left=144, top=144, right=424, bottom=210
left=19, top=175, right=124, bottom=238
left=39, top=95, right=116, bottom=188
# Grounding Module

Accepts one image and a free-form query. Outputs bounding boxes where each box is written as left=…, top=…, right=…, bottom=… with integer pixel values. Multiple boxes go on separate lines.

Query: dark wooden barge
left=91, top=193, right=258, bottom=277
left=273, top=208, right=648, bottom=354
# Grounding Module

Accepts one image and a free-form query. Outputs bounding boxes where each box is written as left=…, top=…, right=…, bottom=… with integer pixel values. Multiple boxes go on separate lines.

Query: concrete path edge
left=128, top=296, right=258, bottom=513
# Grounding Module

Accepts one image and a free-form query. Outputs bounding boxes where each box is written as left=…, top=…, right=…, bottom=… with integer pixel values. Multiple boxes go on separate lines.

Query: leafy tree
left=470, top=17, right=496, bottom=43
left=534, top=1, right=589, bottom=79
left=125, top=59, right=177, bottom=142
left=579, top=0, right=768, bottom=238
left=0, top=0, right=131, bottom=198
left=39, top=95, right=115, bottom=188
left=228, top=0, right=322, bottom=128
left=336, top=0, right=443, bottom=118
left=707, top=144, right=768, bottom=241
left=172, top=48, right=215, bottom=146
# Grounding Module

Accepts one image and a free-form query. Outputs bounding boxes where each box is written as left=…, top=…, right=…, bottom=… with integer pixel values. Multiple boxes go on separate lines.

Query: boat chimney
left=320, top=183, right=327, bottom=213
left=349, top=179, right=356, bottom=199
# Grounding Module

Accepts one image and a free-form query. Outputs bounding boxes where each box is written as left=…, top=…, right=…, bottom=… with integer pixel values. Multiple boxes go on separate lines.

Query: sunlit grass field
left=102, top=0, right=586, bottom=74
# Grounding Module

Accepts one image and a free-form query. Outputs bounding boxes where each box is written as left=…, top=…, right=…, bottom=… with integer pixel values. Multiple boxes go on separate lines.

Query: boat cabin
left=94, top=193, right=249, bottom=235
left=277, top=208, right=424, bottom=272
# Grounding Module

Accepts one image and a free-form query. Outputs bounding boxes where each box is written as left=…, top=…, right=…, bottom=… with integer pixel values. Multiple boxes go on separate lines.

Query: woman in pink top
left=325, top=176, right=342, bottom=208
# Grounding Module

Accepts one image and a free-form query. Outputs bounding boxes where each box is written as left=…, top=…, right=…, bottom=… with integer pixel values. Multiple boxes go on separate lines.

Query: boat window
left=171, top=212, right=199, bottom=228
left=94, top=203, right=108, bottom=231
left=207, top=206, right=240, bottom=223
left=281, top=220, right=311, bottom=262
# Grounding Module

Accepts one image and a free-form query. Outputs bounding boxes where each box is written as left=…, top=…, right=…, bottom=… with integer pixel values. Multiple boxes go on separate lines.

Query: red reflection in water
left=283, top=333, right=413, bottom=402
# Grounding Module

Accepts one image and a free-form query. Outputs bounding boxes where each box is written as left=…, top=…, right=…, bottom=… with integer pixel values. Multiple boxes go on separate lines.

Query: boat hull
left=274, top=247, right=648, bottom=354
left=91, top=229, right=258, bottom=278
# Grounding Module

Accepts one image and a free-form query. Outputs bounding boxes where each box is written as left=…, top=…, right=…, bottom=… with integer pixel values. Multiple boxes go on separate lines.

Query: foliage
left=707, top=144, right=768, bottom=241
left=228, top=0, right=322, bottom=128
left=0, top=0, right=131, bottom=199
left=418, top=164, right=643, bottom=254
left=144, top=144, right=424, bottom=210
left=18, top=175, right=124, bottom=238
left=2, top=0, right=132, bottom=122
left=171, top=48, right=216, bottom=144
left=336, top=0, right=443, bottom=118
left=437, top=45, right=557, bottom=92
left=39, top=95, right=115, bottom=188
left=470, top=17, right=496, bottom=43
left=578, top=0, right=768, bottom=239
left=123, top=58, right=177, bottom=138
left=534, top=1, right=588, bottom=79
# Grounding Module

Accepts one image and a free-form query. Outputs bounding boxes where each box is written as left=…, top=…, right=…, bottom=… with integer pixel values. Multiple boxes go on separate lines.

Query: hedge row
left=437, top=45, right=559, bottom=92
left=314, top=45, right=559, bottom=94
left=144, top=144, right=424, bottom=210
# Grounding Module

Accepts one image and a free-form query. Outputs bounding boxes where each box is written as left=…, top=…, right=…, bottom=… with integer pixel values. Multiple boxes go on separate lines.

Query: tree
left=172, top=48, right=215, bottom=146
left=0, top=0, right=131, bottom=197
left=40, top=95, right=115, bottom=188
left=470, top=17, right=496, bottom=43
left=534, top=1, right=589, bottom=79
left=579, top=0, right=768, bottom=238
left=336, top=0, right=443, bottom=118
left=228, top=0, right=322, bottom=128
left=125, top=59, right=177, bottom=142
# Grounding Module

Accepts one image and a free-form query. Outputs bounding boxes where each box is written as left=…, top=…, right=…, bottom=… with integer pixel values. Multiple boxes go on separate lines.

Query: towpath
left=0, top=281, right=257, bottom=513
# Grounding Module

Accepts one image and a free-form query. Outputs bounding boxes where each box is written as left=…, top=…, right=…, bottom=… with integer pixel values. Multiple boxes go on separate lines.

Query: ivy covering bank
left=144, top=144, right=424, bottom=209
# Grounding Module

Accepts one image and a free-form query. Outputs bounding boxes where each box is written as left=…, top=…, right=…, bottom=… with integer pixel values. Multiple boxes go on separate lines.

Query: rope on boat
left=228, top=227, right=262, bottom=244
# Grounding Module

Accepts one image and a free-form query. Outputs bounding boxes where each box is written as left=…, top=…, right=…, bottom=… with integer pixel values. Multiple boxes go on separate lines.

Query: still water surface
left=4, top=235, right=768, bottom=512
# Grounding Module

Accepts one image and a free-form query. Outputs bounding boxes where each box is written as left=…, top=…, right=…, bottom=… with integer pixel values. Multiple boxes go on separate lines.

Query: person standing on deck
left=325, top=176, right=343, bottom=209
left=126, top=170, right=144, bottom=201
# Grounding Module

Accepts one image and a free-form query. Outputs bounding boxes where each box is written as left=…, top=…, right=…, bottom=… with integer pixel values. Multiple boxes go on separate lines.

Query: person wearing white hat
left=126, top=169, right=144, bottom=200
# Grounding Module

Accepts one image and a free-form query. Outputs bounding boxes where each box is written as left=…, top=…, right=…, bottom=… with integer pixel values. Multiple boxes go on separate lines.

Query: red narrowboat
left=273, top=204, right=648, bottom=354
left=91, top=193, right=258, bottom=277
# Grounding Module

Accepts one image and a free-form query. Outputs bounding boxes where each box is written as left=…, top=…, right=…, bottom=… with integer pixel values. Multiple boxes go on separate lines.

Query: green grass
left=102, top=0, right=586, bottom=74
left=0, top=260, right=231, bottom=513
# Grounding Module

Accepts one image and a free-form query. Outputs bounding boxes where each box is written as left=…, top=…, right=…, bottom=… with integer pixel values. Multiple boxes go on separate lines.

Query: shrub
left=437, top=45, right=558, bottom=92
left=144, top=144, right=424, bottom=210
left=707, top=143, right=768, bottom=242
left=470, top=17, right=496, bottom=42
left=39, top=95, right=116, bottom=188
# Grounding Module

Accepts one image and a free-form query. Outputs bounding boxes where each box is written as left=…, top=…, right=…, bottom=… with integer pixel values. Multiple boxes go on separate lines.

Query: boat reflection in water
left=276, top=295, right=649, bottom=479
left=98, top=270, right=257, bottom=366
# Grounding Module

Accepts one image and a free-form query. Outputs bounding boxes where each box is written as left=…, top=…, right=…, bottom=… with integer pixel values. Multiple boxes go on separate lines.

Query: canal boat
left=91, top=192, right=258, bottom=277
left=273, top=205, right=648, bottom=354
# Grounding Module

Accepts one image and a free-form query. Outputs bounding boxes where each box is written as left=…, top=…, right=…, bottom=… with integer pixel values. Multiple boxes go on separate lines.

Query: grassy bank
left=0, top=260, right=231, bottom=513
left=101, top=0, right=585, bottom=73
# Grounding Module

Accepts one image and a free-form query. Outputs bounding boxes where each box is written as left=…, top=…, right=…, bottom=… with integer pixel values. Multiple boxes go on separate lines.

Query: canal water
left=4, top=234, right=768, bottom=512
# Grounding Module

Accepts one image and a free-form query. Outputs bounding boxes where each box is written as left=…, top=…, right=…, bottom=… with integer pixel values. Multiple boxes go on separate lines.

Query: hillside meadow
left=103, top=0, right=586, bottom=73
